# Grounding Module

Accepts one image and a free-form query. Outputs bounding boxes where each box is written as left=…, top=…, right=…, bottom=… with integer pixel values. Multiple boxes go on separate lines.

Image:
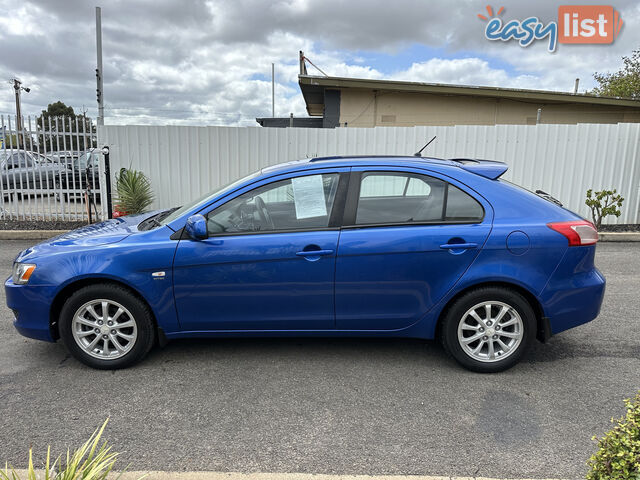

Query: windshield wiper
left=138, top=208, right=179, bottom=231
left=138, top=215, right=162, bottom=231
left=535, top=189, right=563, bottom=206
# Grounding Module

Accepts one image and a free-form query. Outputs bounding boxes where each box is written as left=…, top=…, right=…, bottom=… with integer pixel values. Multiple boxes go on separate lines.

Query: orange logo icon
left=558, top=5, right=623, bottom=44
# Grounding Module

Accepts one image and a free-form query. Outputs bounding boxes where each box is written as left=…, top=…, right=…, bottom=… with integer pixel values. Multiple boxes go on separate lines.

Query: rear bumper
left=5, top=278, right=56, bottom=342
left=539, top=247, right=606, bottom=335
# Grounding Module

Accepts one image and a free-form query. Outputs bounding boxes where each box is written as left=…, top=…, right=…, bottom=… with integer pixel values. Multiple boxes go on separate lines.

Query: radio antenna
left=414, top=136, right=437, bottom=157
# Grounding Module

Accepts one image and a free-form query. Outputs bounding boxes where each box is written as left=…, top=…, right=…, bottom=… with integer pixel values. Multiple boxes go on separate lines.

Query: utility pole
left=95, top=6, right=104, bottom=126
left=13, top=79, right=22, bottom=132
left=271, top=63, right=275, bottom=117
left=11, top=78, right=29, bottom=133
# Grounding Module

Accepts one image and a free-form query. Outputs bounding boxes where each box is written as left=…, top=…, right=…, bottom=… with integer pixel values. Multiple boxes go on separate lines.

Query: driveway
left=0, top=239, right=638, bottom=479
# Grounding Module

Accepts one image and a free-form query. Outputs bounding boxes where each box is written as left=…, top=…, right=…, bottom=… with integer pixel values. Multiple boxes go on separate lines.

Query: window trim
left=343, top=169, right=485, bottom=228
left=203, top=171, right=350, bottom=238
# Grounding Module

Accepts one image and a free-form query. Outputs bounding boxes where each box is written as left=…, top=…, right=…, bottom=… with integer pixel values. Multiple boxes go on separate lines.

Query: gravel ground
left=0, top=219, right=87, bottom=231
left=599, top=224, right=640, bottom=232
left=0, top=240, right=639, bottom=479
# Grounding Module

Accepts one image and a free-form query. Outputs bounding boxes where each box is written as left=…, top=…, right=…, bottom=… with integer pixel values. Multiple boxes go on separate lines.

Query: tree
left=39, top=100, right=75, bottom=120
left=36, top=101, right=95, bottom=152
left=591, top=48, right=640, bottom=99
left=0, top=133, right=20, bottom=149
left=585, top=188, right=624, bottom=229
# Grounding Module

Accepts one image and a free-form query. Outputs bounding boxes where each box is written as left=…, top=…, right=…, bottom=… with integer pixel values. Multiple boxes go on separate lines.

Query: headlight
left=12, top=263, right=36, bottom=285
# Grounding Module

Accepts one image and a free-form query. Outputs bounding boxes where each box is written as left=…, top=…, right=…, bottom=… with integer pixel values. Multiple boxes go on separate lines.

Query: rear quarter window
left=446, top=184, right=484, bottom=221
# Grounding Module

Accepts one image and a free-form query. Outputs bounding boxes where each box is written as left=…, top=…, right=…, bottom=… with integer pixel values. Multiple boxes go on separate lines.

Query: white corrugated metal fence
left=99, top=123, right=640, bottom=224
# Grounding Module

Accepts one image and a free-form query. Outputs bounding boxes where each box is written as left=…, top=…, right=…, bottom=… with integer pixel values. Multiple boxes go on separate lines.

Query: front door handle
left=296, top=249, right=334, bottom=257
left=439, top=242, right=478, bottom=250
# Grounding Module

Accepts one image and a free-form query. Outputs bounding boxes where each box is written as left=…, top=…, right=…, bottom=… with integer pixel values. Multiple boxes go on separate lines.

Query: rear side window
left=355, top=172, right=483, bottom=225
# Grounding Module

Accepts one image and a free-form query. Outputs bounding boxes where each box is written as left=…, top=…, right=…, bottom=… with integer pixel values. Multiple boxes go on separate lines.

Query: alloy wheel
left=71, top=299, right=138, bottom=360
left=457, top=301, right=523, bottom=363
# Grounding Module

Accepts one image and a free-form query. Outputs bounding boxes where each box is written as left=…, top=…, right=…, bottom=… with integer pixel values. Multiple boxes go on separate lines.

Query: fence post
left=102, top=145, right=113, bottom=219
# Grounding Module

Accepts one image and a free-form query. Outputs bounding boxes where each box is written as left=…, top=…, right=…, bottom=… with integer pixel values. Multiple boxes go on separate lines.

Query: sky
left=0, top=0, right=638, bottom=127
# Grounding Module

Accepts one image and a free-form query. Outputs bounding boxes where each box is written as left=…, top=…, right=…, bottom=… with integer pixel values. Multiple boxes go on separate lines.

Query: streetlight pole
left=96, top=6, right=104, bottom=126
left=12, top=78, right=29, bottom=133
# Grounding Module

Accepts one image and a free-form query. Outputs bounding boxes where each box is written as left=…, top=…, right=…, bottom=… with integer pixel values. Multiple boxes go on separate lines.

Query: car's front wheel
left=440, top=287, right=536, bottom=373
left=59, top=284, right=155, bottom=369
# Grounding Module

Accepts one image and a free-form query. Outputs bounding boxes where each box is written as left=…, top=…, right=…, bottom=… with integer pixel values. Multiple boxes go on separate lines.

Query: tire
left=59, top=284, right=156, bottom=369
left=440, top=287, right=536, bottom=373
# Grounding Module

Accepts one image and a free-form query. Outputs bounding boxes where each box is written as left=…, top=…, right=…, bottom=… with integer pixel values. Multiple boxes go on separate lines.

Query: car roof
left=261, top=155, right=461, bottom=175
left=0, top=149, right=33, bottom=158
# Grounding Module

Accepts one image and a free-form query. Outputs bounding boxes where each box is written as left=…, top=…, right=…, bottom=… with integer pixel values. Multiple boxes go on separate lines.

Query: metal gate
left=0, top=115, right=105, bottom=223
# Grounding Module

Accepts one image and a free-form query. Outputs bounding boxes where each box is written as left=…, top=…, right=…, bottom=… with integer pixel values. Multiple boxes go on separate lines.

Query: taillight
left=547, top=220, right=598, bottom=246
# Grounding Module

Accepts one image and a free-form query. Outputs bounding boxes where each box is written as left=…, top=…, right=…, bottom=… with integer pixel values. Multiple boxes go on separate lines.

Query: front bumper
left=5, top=278, right=57, bottom=342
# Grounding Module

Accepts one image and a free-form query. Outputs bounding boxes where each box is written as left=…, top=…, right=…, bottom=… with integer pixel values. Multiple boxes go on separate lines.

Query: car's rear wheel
left=59, top=284, right=155, bottom=369
left=440, top=287, right=535, bottom=373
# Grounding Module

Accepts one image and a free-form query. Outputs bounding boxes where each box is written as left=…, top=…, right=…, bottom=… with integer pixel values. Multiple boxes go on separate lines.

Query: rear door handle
left=439, top=243, right=478, bottom=250
left=296, top=249, right=334, bottom=257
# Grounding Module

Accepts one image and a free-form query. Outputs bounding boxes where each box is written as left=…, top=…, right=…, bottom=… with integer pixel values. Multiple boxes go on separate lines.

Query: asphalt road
left=0, top=239, right=638, bottom=479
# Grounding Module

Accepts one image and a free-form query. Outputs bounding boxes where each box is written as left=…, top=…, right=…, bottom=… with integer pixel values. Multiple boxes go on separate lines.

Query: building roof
left=298, top=74, right=640, bottom=116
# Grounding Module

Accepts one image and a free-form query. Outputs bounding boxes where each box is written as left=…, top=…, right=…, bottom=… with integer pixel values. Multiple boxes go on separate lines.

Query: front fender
left=30, top=230, right=181, bottom=334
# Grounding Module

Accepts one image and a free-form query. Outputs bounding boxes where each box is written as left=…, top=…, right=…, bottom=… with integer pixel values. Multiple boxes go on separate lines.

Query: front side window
left=75, top=152, right=99, bottom=170
left=9, top=153, right=34, bottom=169
left=206, top=173, right=340, bottom=235
left=355, top=172, right=483, bottom=225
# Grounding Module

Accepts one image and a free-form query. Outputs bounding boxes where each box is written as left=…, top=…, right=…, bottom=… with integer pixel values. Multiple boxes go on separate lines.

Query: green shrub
left=1, top=419, right=142, bottom=480
left=585, top=188, right=624, bottom=230
left=587, top=391, right=640, bottom=480
left=114, top=167, right=154, bottom=215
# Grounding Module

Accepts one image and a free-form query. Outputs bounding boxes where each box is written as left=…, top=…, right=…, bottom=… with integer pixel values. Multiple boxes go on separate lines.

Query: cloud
left=0, top=0, right=637, bottom=126
left=392, top=58, right=542, bottom=90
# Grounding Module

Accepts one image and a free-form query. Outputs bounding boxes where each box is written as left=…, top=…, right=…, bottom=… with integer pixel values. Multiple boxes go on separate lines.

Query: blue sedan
left=5, top=156, right=605, bottom=372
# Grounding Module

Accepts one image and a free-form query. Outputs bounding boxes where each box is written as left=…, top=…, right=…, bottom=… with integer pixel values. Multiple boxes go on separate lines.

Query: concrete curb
left=8, top=471, right=569, bottom=480
left=597, top=231, right=640, bottom=242
left=0, top=230, right=639, bottom=242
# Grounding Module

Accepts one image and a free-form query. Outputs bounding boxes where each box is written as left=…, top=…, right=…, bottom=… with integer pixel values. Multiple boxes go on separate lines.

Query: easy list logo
left=478, top=5, right=623, bottom=53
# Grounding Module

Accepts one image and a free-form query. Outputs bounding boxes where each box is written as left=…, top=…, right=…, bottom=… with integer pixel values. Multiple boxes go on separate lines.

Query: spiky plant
left=0, top=420, right=144, bottom=480
left=114, top=168, right=154, bottom=215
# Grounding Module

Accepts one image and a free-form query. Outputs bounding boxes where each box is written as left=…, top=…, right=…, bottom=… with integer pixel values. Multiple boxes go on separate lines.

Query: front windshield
left=159, top=170, right=261, bottom=225
left=74, top=151, right=97, bottom=169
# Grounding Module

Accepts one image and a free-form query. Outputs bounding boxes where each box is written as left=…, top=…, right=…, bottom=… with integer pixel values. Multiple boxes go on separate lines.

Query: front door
left=335, top=169, right=492, bottom=330
left=173, top=170, right=347, bottom=331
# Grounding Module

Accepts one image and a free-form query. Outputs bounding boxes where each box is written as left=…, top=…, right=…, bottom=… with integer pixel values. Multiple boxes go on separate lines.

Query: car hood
left=15, top=211, right=159, bottom=262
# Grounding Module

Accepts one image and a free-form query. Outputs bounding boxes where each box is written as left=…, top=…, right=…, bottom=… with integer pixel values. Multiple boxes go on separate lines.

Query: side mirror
left=185, top=214, right=207, bottom=240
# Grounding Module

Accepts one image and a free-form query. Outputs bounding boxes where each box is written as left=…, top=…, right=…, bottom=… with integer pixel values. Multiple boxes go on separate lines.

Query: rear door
left=335, top=167, right=492, bottom=330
